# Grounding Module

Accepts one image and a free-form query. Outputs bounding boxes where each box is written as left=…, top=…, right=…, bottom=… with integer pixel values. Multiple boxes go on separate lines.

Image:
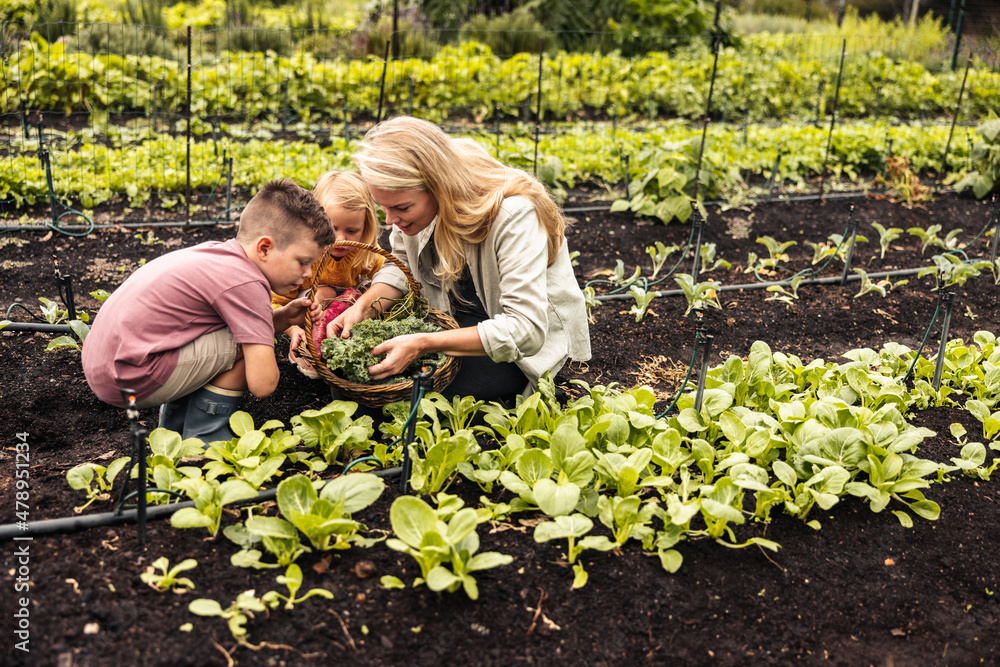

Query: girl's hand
left=368, top=334, right=425, bottom=381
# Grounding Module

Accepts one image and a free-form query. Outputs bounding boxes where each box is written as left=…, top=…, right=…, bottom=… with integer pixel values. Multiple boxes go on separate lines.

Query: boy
left=82, top=179, right=333, bottom=443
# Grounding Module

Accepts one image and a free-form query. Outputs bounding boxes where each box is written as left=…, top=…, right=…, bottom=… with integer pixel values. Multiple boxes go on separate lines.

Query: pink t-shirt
left=82, top=239, right=275, bottom=404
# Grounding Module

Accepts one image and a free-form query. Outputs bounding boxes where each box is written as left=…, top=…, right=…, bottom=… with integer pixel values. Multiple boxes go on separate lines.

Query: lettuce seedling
left=597, top=495, right=657, bottom=549
left=140, top=557, right=197, bottom=592
left=276, top=473, right=384, bottom=550
left=673, top=273, right=721, bottom=316
left=202, top=412, right=299, bottom=488
left=533, top=513, right=614, bottom=589
left=870, top=222, right=902, bottom=259
left=386, top=495, right=512, bottom=600
left=189, top=590, right=268, bottom=646
left=260, top=564, right=333, bottom=610
left=233, top=514, right=311, bottom=568
left=66, top=457, right=130, bottom=512
left=291, top=401, right=375, bottom=466
left=645, top=241, right=679, bottom=280
left=170, top=477, right=257, bottom=537
left=408, top=430, right=480, bottom=495
left=628, top=285, right=656, bottom=322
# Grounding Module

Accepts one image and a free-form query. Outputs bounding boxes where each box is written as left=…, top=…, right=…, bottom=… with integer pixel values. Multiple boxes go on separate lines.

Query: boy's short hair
left=237, top=179, right=334, bottom=248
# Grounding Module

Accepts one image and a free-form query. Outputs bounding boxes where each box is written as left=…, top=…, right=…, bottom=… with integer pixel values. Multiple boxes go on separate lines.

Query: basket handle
left=301, top=240, right=420, bottom=367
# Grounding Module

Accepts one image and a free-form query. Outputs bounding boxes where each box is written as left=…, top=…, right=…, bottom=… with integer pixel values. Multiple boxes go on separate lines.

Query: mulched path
left=1, top=188, right=998, bottom=666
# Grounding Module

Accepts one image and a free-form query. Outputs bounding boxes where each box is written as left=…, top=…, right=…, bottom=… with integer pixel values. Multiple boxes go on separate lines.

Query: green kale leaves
left=320, top=316, right=446, bottom=384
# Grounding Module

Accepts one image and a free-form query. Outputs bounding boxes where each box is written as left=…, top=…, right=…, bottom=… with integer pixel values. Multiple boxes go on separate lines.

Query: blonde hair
left=313, top=171, right=381, bottom=278
left=353, top=116, right=566, bottom=297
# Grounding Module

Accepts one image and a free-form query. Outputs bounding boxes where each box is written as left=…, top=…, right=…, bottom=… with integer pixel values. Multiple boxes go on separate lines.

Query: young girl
left=271, top=171, right=383, bottom=378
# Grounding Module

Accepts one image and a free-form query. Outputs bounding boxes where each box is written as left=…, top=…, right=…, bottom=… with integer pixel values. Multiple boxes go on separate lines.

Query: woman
left=328, top=116, right=591, bottom=402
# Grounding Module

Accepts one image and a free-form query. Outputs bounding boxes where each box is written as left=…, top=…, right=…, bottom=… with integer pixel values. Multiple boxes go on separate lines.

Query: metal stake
left=690, top=203, right=705, bottom=277
left=839, top=204, right=859, bottom=286
left=932, top=292, right=956, bottom=391
left=940, top=57, right=971, bottom=180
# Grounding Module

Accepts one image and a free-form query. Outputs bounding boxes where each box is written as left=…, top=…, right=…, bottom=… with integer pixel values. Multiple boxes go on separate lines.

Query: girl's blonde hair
left=353, top=116, right=566, bottom=297
left=313, top=171, right=381, bottom=277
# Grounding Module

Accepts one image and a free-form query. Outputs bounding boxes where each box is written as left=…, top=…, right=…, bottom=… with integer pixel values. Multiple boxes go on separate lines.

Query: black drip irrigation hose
left=0, top=465, right=404, bottom=541
left=595, top=265, right=929, bottom=302
left=0, top=366, right=436, bottom=541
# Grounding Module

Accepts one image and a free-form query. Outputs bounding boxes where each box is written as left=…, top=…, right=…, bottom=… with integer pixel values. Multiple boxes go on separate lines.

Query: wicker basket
left=298, top=240, right=461, bottom=406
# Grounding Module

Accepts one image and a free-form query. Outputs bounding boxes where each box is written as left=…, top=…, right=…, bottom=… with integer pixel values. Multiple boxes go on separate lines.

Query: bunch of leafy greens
left=320, top=316, right=445, bottom=384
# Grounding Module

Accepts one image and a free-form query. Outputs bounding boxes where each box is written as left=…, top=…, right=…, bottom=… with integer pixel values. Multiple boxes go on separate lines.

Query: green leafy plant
left=260, top=563, right=334, bottom=610
left=645, top=241, right=680, bottom=280
left=674, top=273, right=721, bottom=316
left=698, top=243, right=731, bottom=274
left=320, top=316, right=446, bottom=384
left=907, top=224, right=963, bottom=254
left=170, top=477, right=258, bottom=537
left=140, top=557, right=197, bottom=592
left=953, top=115, right=1000, bottom=199
left=290, top=400, right=375, bottom=467
left=188, top=590, right=269, bottom=646
left=203, top=412, right=300, bottom=488
left=383, top=495, right=511, bottom=600
left=853, top=269, right=907, bottom=299
left=870, top=222, right=903, bottom=259
left=918, top=254, right=990, bottom=290
left=765, top=274, right=805, bottom=308
left=533, top=513, right=614, bottom=589
left=275, top=472, right=384, bottom=551
left=628, top=285, right=657, bottom=322
left=66, top=457, right=130, bottom=512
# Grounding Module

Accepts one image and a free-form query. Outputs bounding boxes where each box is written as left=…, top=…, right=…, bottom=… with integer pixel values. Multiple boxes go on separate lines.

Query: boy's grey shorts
left=137, top=328, right=239, bottom=408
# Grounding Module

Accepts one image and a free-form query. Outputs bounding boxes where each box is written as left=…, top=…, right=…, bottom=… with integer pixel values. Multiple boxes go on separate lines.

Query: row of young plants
left=5, top=34, right=1000, bottom=122
left=1, top=118, right=986, bottom=212
left=66, top=332, right=1000, bottom=644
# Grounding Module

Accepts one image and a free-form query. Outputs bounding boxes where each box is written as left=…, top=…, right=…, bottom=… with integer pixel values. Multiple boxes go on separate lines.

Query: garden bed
left=1, top=189, right=998, bottom=666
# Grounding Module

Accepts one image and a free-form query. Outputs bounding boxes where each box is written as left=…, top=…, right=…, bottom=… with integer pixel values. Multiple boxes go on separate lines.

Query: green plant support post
left=694, top=333, right=714, bottom=412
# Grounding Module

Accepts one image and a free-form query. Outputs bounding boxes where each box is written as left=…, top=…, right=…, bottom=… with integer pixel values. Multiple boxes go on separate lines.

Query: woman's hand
left=368, top=333, right=426, bottom=381
left=326, top=300, right=374, bottom=340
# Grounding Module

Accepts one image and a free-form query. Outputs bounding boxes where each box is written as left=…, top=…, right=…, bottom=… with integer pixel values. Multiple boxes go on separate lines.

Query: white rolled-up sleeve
left=477, top=203, right=549, bottom=362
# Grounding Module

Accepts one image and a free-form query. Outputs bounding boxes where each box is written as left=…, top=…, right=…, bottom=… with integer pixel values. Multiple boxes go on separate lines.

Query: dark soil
left=1, top=189, right=999, bottom=667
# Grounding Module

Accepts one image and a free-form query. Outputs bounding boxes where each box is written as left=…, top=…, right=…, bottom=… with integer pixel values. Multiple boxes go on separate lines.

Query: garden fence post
left=689, top=203, right=705, bottom=278
left=533, top=39, right=543, bottom=178
left=344, top=99, right=350, bottom=149
left=377, top=40, right=390, bottom=124
left=950, top=0, right=966, bottom=71
left=494, top=104, right=501, bottom=159
left=185, top=25, right=192, bottom=226
left=932, top=292, right=956, bottom=390
left=225, top=155, right=233, bottom=222
left=819, top=40, right=846, bottom=200
left=988, top=195, right=1000, bottom=265
left=940, top=57, right=971, bottom=181
left=839, top=204, right=858, bottom=286
left=693, top=41, right=721, bottom=203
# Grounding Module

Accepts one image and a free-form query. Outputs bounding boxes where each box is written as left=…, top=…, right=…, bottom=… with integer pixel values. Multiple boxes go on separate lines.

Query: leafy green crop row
left=70, top=331, right=999, bottom=596
left=0, top=120, right=974, bottom=212
left=4, top=34, right=999, bottom=123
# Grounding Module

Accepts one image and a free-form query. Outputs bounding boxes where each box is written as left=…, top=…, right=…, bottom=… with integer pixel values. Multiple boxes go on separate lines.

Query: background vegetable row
left=5, top=36, right=999, bottom=122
